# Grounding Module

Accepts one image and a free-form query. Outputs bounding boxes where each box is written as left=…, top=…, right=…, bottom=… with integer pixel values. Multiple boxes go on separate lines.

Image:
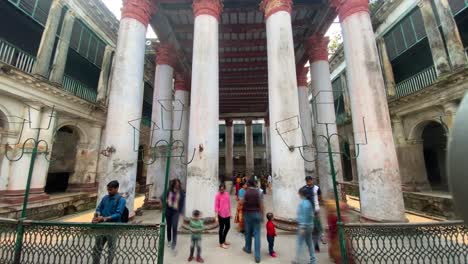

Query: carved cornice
left=296, top=66, right=309, bottom=87
left=155, top=43, right=177, bottom=68
left=193, top=0, right=223, bottom=22
left=174, top=72, right=190, bottom=92
left=121, top=0, right=156, bottom=27
left=260, top=0, right=293, bottom=20
left=307, top=35, right=329, bottom=63
left=330, top=0, right=369, bottom=22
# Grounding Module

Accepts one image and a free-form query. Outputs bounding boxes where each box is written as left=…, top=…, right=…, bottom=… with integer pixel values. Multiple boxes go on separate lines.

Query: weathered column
left=392, top=117, right=430, bottom=191
left=98, top=0, right=155, bottom=212
left=146, top=43, right=176, bottom=206
left=418, top=0, right=451, bottom=76
left=245, top=119, right=254, bottom=175
left=307, top=35, right=343, bottom=199
left=33, top=0, right=63, bottom=77
left=433, top=0, right=467, bottom=69
left=377, top=38, right=396, bottom=97
left=340, top=72, right=352, bottom=117
left=2, top=105, right=48, bottom=203
left=334, top=0, right=406, bottom=222
left=97, top=46, right=114, bottom=103
left=49, top=10, right=76, bottom=84
left=170, top=73, right=191, bottom=188
left=264, top=117, right=271, bottom=172
left=297, top=66, right=315, bottom=176
left=224, top=119, right=234, bottom=180
left=261, top=0, right=306, bottom=226
left=185, top=0, right=222, bottom=221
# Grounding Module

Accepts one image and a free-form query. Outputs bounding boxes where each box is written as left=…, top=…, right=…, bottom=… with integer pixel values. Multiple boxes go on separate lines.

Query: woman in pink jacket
left=215, top=183, right=231, bottom=249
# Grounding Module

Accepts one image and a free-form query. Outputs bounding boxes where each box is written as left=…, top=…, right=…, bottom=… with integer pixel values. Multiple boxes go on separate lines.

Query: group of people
left=91, top=175, right=334, bottom=264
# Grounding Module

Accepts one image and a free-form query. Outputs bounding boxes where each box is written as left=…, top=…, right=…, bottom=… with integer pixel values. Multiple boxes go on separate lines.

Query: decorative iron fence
left=0, top=218, right=161, bottom=264
left=63, top=75, right=98, bottom=103
left=0, top=39, right=36, bottom=74
left=344, top=221, right=468, bottom=264
left=395, top=66, right=438, bottom=99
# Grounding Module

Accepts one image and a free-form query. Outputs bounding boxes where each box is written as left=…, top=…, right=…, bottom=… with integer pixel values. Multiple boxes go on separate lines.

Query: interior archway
left=422, top=122, right=448, bottom=191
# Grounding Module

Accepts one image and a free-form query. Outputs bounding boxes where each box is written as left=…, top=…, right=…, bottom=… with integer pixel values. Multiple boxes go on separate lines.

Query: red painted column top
left=155, top=43, right=177, bottom=68
left=225, top=119, right=233, bottom=127
left=297, top=66, right=309, bottom=87
left=193, top=0, right=223, bottom=22
left=174, top=73, right=190, bottom=92
left=260, top=0, right=293, bottom=20
left=307, top=35, right=330, bottom=63
left=121, top=0, right=156, bottom=27
left=245, top=119, right=253, bottom=126
left=331, top=0, right=369, bottom=22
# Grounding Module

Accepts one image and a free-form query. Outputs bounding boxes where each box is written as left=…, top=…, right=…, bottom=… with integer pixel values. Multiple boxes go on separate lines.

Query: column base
left=67, top=183, right=98, bottom=193
left=401, top=183, right=431, bottom=192
left=142, top=198, right=162, bottom=210
left=0, top=188, right=49, bottom=204
left=360, top=213, right=408, bottom=223
left=181, top=216, right=218, bottom=232
left=273, top=216, right=298, bottom=231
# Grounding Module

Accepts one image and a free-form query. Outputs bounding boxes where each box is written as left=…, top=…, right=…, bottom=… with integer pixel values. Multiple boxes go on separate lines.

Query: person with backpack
left=92, top=180, right=127, bottom=264
left=301, top=176, right=324, bottom=252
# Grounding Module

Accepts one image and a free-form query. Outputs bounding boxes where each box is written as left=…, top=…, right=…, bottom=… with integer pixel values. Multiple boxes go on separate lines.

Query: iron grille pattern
left=344, top=221, right=468, bottom=264
left=0, top=218, right=161, bottom=264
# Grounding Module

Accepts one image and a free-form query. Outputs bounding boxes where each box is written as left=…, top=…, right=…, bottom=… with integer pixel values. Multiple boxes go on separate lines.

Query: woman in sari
left=234, top=181, right=247, bottom=232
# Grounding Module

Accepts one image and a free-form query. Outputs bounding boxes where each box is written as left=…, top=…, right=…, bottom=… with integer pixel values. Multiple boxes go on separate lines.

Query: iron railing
left=395, top=66, right=437, bottom=99
left=0, top=39, right=36, bottom=74
left=62, top=75, right=98, bottom=103
left=344, top=221, right=468, bottom=264
left=0, top=218, right=161, bottom=264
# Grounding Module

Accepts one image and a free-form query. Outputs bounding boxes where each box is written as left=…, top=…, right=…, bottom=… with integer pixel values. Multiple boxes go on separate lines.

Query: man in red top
left=266, top=212, right=277, bottom=257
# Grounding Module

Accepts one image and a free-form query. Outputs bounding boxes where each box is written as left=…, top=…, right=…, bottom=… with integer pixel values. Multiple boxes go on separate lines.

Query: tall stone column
left=146, top=43, right=177, bottom=206
left=307, top=35, right=343, bottom=199
left=185, top=0, right=222, bottom=220
left=98, top=0, right=155, bottom=212
left=170, top=73, right=191, bottom=189
left=245, top=119, right=254, bottom=175
left=261, top=0, right=306, bottom=226
left=433, top=0, right=467, bottom=69
left=33, top=0, right=63, bottom=78
left=97, top=46, right=114, bottom=104
left=297, top=66, right=315, bottom=176
left=264, top=117, right=271, bottom=172
left=418, top=0, right=451, bottom=76
left=377, top=38, right=396, bottom=97
left=225, top=119, right=234, bottom=180
left=334, top=0, right=405, bottom=222
left=2, top=105, right=48, bottom=203
left=49, top=10, right=76, bottom=84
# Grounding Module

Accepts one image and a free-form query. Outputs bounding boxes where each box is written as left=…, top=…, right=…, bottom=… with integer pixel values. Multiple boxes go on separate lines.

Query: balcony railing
left=0, top=39, right=36, bottom=74
left=63, top=75, right=98, bottom=103
left=394, top=66, right=437, bottom=99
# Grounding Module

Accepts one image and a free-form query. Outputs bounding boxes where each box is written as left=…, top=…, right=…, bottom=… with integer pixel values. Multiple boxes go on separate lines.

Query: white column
left=245, top=119, right=254, bottom=175
left=264, top=118, right=271, bottom=172
left=225, top=119, right=234, bottom=181
left=33, top=0, right=63, bottom=77
left=170, top=73, right=191, bottom=189
left=307, top=35, right=343, bottom=199
left=98, top=0, right=154, bottom=212
left=49, top=10, right=76, bottom=84
left=146, top=43, right=176, bottom=205
left=297, top=66, right=315, bottom=176
left=337, top=0, right=405, bottom=222
left=185, top=0, right=222, bottom=219
left=261, top=0, right=306, bottom=225
left=97, top=46, right=114, bottom=103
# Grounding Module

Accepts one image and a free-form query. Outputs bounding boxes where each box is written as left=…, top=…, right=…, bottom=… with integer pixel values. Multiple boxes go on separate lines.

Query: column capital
left=306, top=35, right=329, bottom=63
left=225, top=119, right=233, bottom=126
left=155, top=43, right=177, bottom=68
left=193, top=0, right=223, bottom=22
left=260, top=0, right=293, bottom=20
left=296, top=66, right=309, bottom=87
left=331, top=0, right=369, bottom=22
left=121, top=0, right=156, bottom=27
left=245, top=119, right=253, bottom=126
left=174, top=72, right=190, bottom=91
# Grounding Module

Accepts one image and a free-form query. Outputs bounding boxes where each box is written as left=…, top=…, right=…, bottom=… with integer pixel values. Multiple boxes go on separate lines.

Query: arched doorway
left=422, top=122, right=448, bottom=191
left=45, top=126, right=80, bottom=193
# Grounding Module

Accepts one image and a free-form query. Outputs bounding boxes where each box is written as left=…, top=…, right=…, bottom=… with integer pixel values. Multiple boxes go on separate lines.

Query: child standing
left=266, top=212, right=277, bottom=257
left=188, top=210, right=204, bottom=263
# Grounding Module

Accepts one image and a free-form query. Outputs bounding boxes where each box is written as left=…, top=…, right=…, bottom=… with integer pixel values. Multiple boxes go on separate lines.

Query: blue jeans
left=243, top=212, right=261, bottom=261
left=296, top=226, right=316, bottom=264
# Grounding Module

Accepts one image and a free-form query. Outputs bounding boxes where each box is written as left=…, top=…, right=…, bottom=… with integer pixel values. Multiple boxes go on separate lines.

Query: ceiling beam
left=182, top=39, right=267, bottom=47
left=220, top=61, right=267, bottom=68
left=173, top=20, right=308, bottom=34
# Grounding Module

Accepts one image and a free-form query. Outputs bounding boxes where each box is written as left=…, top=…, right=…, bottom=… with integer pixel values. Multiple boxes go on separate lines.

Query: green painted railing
left=0, top=39, right=36, bottom=74
left=62, top=75, right=98, bottom=103
left=395, top=66, right=437, bottom=99
left=0, top=217, right=161, bottom=264
left=344, top=221, right=468, bottom=263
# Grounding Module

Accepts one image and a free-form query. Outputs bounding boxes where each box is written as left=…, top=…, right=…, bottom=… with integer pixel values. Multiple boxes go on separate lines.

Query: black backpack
left=115, top=196, right=129, bottom=223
